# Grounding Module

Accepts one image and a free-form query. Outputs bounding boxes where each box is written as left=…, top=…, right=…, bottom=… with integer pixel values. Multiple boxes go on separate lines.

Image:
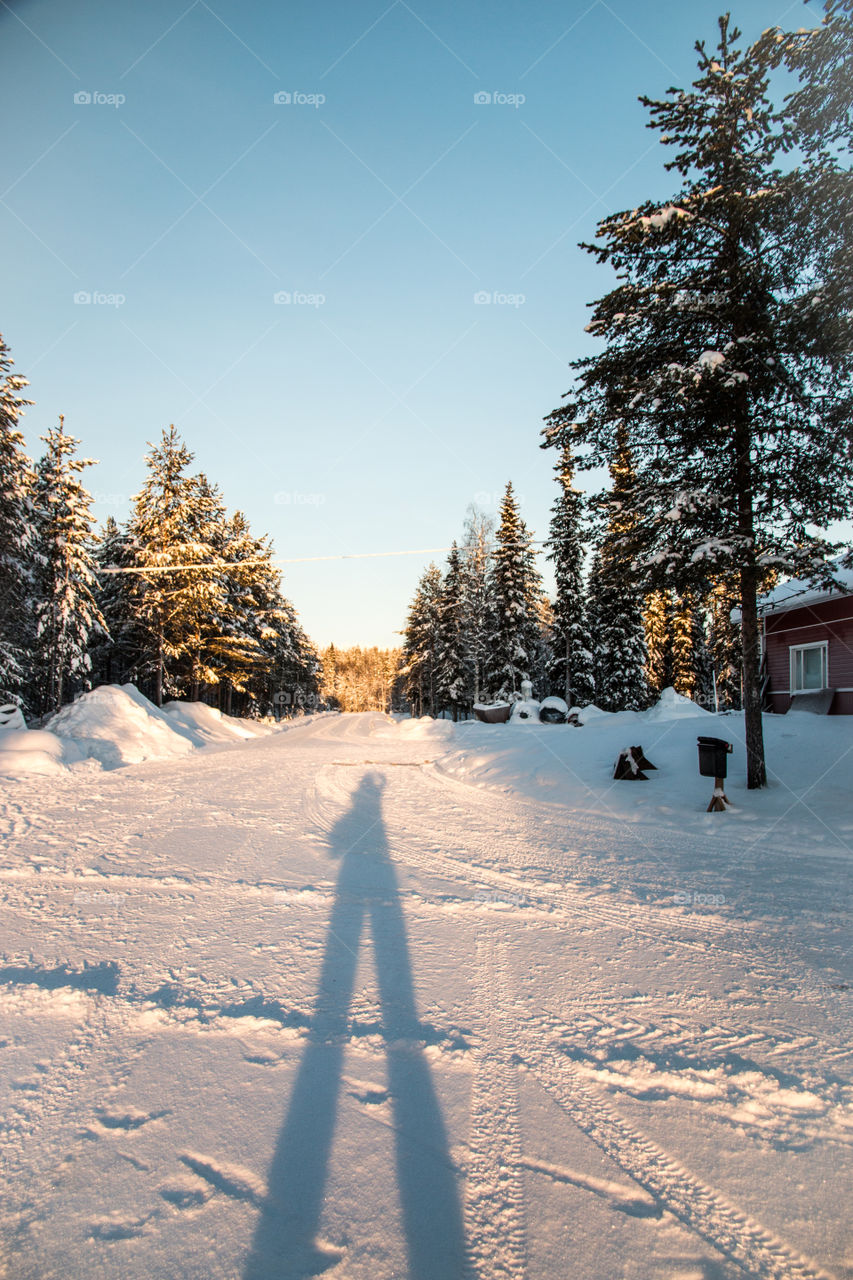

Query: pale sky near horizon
left=1, top=0, right=825, bottom=648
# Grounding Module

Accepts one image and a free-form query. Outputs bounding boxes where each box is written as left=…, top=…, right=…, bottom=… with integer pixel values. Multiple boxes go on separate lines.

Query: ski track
left=518, top=1039, right=837, bottom=1280
left=464, top=931, right=527, bottom=1280
left=307, top=761, right=848, bottom=1040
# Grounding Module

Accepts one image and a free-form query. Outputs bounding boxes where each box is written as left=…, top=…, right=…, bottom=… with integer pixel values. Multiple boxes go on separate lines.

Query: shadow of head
left=325, top=770, right=387, bottom=860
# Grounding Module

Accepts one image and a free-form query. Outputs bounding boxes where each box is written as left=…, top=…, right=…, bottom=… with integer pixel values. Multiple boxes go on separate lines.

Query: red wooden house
left=759, top=566, right=853, bottom=715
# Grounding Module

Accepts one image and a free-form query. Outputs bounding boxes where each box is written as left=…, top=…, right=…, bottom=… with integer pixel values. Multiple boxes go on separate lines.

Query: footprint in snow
left=89, top=1211, right=155, bottom=1241
left=347, top=1086, right=390, bottom=1107
left=160, top=1182, right=212, bottom=1210
left=95, top=1105, right=169, bottom=1131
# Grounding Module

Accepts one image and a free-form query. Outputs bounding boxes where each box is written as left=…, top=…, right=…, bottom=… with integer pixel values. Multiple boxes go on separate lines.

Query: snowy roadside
left=0, top=684, right=326, bottom=776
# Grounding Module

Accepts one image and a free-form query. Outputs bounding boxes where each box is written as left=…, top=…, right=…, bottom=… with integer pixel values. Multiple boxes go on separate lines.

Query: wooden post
left=707, top=777, right=731, bottom=812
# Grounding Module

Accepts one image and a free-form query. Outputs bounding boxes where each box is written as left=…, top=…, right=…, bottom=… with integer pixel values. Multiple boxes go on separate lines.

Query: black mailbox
left=697, top=736, right=732, bottom=778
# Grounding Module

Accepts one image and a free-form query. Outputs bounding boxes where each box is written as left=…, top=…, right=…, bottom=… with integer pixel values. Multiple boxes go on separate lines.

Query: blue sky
left=2, top=0, right=816, bottom=647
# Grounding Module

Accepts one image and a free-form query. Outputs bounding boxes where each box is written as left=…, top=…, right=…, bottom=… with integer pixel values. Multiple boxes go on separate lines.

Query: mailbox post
left=697, top=736, right=733, bottom=812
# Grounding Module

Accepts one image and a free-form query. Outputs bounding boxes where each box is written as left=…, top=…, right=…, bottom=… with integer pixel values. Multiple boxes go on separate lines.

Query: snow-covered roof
left=755, top=562, right=853, bottom=615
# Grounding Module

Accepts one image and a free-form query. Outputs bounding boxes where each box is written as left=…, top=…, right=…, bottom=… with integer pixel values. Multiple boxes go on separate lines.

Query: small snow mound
left=162, top=701, right=271, bottom=747
left=393, top=716, right=453, bottom=741
left=645, top=687, right=713, bottom=721
left=0, top=728, right=82, bottom=776
left=510, top=699, right=541, bottom=723
left=570, top=703, right=606, bottom=721
left=46, top=685, right=194, bottom=769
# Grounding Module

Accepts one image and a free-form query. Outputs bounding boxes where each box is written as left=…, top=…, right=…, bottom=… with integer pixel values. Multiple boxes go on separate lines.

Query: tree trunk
left=739, top=561, right=767, bottom=789
left=564, top=633, right=571, bottom=705
left=734, top=415, right=767, bottom=789
left=155, top=619, right=164, bottom=707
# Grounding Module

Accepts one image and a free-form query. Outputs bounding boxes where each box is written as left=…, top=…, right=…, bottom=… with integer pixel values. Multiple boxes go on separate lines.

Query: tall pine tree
left=546, top=443, right=596, bottom=706
left=486, top=483, right=545, bottom=700
left=125, top=427, right=218, bottom=705
left=544, top=16, right=853, bottom=785
left=31, top=418, right=105, bottom=717
left=586, top=426, right=648, bottom=712
left=0, top=335, right=35, bottom=707
left=643, top=590, right=673, bottom=699
left=459, top=506, right=494, bottom=706
left=435, top=543, right=472, bottom=719
left=401, top=564, right=443, bottom=717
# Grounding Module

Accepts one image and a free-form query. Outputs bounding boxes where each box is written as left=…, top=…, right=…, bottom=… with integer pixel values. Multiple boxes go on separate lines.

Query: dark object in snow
left=787, top=689, right=835, bottom=715
left=511, top=698, right=540, bottom=722
left=697, top=737, right=732, bottom=778
left=613, top=745, right=656, bottom=780
left=0, top=703, right=25, bottom=730
left=697, top=736, right=733, bottom=811
left=473, top=702, right=512, bottom=724
left=539, top=696, right=569, bottom=724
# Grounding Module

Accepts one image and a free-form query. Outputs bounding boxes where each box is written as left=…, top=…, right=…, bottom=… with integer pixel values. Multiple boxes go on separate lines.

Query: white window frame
left=789, top=641, right=829, bottom=694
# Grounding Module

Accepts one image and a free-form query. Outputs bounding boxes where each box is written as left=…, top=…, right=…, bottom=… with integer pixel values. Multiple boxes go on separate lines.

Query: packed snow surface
left=0, top=699, right=851, bottom=1279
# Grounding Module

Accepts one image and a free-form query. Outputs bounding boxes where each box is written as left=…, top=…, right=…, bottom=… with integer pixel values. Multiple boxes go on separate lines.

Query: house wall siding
left=764, top=596, right=853, bottom=714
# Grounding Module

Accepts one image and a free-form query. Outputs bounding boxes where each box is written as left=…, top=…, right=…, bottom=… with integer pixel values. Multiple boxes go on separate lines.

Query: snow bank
left=161, top=700, right=273, bottom=748
left=33, top=684, right=285, bottom=771
left=434, top=686, right=853, bottom=832
left=0, top=728, right=83, bottom=777
left=46, top=685, right=195, bottom=769
left=644, top=685, right=715, bottom=721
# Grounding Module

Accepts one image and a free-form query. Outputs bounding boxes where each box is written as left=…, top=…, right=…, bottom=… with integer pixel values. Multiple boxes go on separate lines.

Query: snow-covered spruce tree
left=643, top=589, right=673, bottom=699
left=547, top=443, right=596, bottom=706
left=708, top=576, right=743, bottom=710
left=125, top=427, right=221, bottom=706
left=176, top=474, right=231, bottom=701
left=205, top=508, right=270, bottom=712
left=459, top=505, right=494, bottom=706
left=585, top=427, right=649, bottom=712
left=671, top=590, right=714, bottom=708
left=91, top=516, right=138, bottom=686
left=262, top=601, right=322, bottom=715
left=401, top=564, right=443, bottom=717
left=485, top=483, right=546, bottom=701
left=543, top=16, right=853, bottom=786
left=30, top=418, right=106, bottom=717
left=765, top=0, right=853, bottom=158
left=0, top=335, right=35, bottom=706
left=435, top=543, right=472, bottom=720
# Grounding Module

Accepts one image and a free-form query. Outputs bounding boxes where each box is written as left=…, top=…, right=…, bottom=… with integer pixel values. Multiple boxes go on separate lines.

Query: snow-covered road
left=1, top=712, right=851, bottom=1279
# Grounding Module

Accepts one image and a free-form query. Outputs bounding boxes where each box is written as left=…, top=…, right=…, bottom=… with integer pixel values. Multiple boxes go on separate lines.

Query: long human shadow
left=243, top=771, right=466, bottom=1280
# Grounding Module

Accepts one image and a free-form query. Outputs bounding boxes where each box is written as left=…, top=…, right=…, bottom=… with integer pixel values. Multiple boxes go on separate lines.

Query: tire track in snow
left=308, top=765, right=831, bottom=1015
left=409, top=765, right=847, bottom=1013
left=514, top=1025, right=838, bottom=1280
left=464, top=932, right=527, bottom=1280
